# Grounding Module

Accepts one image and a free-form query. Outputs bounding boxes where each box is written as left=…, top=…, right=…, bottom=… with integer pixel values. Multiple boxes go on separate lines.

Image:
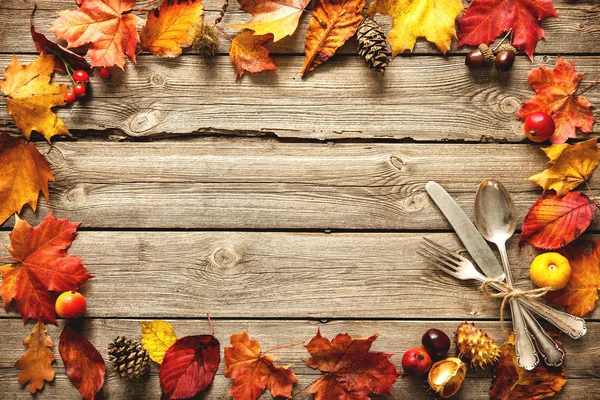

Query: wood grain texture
left=0, top=319, right=598, bottom=399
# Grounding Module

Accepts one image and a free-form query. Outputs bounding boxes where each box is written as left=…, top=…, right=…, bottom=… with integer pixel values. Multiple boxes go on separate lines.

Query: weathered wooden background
left=1, top=0, right=600, bottom=398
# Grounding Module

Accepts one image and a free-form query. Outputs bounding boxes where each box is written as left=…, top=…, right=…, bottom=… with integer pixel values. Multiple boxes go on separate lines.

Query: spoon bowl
left=474, top=179, right=516, bottom=244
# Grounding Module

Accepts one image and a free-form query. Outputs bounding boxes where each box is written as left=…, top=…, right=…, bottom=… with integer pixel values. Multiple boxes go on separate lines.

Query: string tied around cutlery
left=481, top=280, right=550, bottom=337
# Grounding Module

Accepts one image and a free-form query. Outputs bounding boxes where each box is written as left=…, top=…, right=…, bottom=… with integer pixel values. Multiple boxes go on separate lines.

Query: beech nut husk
left=428, top=357, right=467, bottom=399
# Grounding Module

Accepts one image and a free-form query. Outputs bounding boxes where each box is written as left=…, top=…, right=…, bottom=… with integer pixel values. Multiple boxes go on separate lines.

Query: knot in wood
left=65, top=185, right=86, bottom=204
left=499, top=96, right=520, bottom=114
left=128, top=110, right=161, bottom=136
left=389, top=156, right=405, bottom=171
left=211, top=248, right=239, bottom=269
left=150, top=73, right=166, bottom=86
left=45, top=146, right=65, bottom=166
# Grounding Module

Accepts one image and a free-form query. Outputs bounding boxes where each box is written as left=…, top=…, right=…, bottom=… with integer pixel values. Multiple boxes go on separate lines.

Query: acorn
left=494, top=43, right=517, bottom=72
left=479, top=44, right=495, bottom=66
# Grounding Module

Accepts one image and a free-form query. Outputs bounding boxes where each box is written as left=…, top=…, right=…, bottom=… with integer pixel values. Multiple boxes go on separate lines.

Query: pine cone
left=357, top=17, right=391, bottom=74
left=108, top=336, right=150, bottom=380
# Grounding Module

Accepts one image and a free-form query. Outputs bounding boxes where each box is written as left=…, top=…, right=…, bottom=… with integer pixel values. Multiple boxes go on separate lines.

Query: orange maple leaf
left=0, top=54, right=70, bottom=141
left=224, top=332, right=298, bottom=400
left=546, top=241, right=600, bottom=318
left=0, top=212, right=91, bottom=324
left=229, top=32, right=277, bottom=82
left=304, top=329, right=399, bottom=400
left=15, top=321, right=55, bottom=393
left=302, top=0, right=365, bottom=77
left=518, top=56, right=596, bottom=144
left=140, top=0, right=204, bottom=57
left=0, top=133, right=54, bottom=225
left=51, top=0, right=141, bottom=69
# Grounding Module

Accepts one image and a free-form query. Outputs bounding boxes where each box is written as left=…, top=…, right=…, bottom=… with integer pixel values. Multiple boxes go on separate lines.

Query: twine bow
left=481, top=280, right=550, bottom=337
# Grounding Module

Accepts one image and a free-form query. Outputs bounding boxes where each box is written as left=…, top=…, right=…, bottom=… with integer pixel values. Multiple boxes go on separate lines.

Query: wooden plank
left=5, top=140, right=600, bottom=230
left=1, top=231, right=599, bottom=319
left=1, top=0, right=599, bottom=55
left=0, top=319, right=598, bottom=399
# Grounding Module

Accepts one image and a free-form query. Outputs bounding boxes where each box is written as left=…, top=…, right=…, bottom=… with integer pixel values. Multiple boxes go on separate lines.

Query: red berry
left=401, top=348, right=432, bottom=377
left=465, top=49, right=486, bottom=69
left=422, top=329, right=451, bottom=357
left=73, top=70, right=89, bottom=83
left=99, top=67, right=111, bottom=79
left=73, top=83, right=86, bottom=98
left=64, top=91, right=77, bottom=104
left=55, top=291, right=87, bottom=319
left=524, top=112, right=555, bottom=142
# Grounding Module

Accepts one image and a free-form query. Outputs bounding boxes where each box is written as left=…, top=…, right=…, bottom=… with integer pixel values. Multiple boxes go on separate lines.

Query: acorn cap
left=478, top=44, right=495, bottom=66
left=495, top=43, right=517, bottom=55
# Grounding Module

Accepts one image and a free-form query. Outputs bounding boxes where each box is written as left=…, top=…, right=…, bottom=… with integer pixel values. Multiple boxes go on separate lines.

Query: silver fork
left=420, top=238, right=586, bottom=365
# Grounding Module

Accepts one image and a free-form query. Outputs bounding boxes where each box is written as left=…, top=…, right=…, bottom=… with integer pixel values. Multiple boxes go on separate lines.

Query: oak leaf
left=224, top=332, right=298, bottom=400
left=518, top=56, right=596, bottom=144
left=457, top=0, right=558, bottom=59
left=140, top=320, right=178, bottom=364
left=302, top=0, right=365, bottom=76
left=141, top=0, right=204, bottom=57
left=490, top=334, right=566, bottom=399
left=0, top=133, right=54, bottom=225
left=367, top=0, right=463, bottom=57
left=51, top=0, right=141, bottom=69
left=518, top=192, right=596, bottom=250
left=0, top=54, right=70, bottom=141
left=0, top=212, right=91, bottom=324
left=15, top=322, right=55, bottom=393
left=59, top=325, right=105, bottom=400
left=230, top=31, right=277, bottom=82
left=545, top=241, right=600, bottom=317
left=159, top=335, right=221, bottom=400
left=230, top=0, right=310, bottom=42
left=304, top=329, right=399, bottom=400
left=527, top=138, right=600, bottom=196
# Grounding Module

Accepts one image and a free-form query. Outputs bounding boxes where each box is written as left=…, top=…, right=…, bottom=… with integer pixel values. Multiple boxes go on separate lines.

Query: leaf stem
left=291, top=377, right=320, bottom=399
left=493, top=28, right=513, bottom=52
left=575, top=80, right=600, bottom=96
left=262, top=340, right=305, bottom=355
left=133, top=0, right=161, bottom=15
left=45, top=47, right=75, bottom=85
left=214, top=0, right=229, bottom=25
left=585, top=181, right=600, bottom=209
left=207, top=313, right=215, bottom=336
left=214, top=24, right=234, bottom=42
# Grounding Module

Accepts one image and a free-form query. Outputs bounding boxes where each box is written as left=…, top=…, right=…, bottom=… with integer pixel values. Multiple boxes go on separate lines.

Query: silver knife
left=425, top=181, right=505, bottom=281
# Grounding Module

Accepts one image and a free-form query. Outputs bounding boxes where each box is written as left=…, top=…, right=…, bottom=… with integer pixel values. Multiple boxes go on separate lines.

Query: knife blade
left=425, top=181, right=505, bottom=280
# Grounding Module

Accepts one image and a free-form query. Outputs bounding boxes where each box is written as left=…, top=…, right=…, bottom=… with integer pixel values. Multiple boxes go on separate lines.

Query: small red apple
left=401, top=347, right=432, bottom=377
left=523, top=112, right=555, bottom=142
left=55, top=291, right=87, bottom=319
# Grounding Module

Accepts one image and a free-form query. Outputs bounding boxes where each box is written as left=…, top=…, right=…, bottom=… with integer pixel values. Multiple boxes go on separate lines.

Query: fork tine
left=421, top=241, right=463, bottom=266
left=422, top=237, right=464, bottom=262
left=418, top=249, right=461, bottom=278
left=418, top=247, right=460, bottom=274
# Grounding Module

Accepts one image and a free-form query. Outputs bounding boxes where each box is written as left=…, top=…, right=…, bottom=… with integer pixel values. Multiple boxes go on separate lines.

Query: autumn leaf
left=0, top=212, right=91, bottom=324
left=304, top=329, right=399, bottom=399
left=140, top=0, right=204, bottom=57
left=518, top=192, right=596, bottom=250
left=518, top=56, right=596, bottom=144
left=367, top=0, right=463, bottom=57
left=527, top=138, right=600, bottom=196
left=59, top=325, right=105, bottom=400
left=457, top=0, right=559, bottom=59
left=140, top=320, right=178, bottom=364
left=490, top=334, right=566, bottom=399
left=0, top=54, right=70, bottom=141
left=545, top=241, right=600, bottom=317
left=0, top=133, right=54, bottom=225
left=15, top=322, right=55, bottom=393
left=51, top=0, right=141, bottom=69
left=224, top=332, right=298, bottom=400
left=302, top=0, right=365, bottom=76
left=230, top=31, right=277, bottom=82
left=230, top=0, right=310, bottom=42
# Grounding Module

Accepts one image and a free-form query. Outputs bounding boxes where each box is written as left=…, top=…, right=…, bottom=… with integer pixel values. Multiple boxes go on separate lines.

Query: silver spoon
left=475, top=179, right=563, bottom=369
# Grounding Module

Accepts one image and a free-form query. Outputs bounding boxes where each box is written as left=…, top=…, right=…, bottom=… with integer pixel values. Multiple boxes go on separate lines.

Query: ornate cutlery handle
left=520, top=306, right=565, bottom=366
left=518, top=298, right=587, bottom=339
left=509, top=298, right=539, bottom=370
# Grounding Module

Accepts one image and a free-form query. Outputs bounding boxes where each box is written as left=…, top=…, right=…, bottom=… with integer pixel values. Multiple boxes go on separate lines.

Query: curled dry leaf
left=302, top=0, right=365, bottom=77
left=528, top=138, right=600, bottom=196
left=367, top=0, right=463, bottom=57
left=0, top=132, right=54, bottom=225
left=140, top=320, right=178, bottom=364
left=15, top=322, right=55, bottom=393
left=229, top=32, right=277, bottom=82
left=490, top=334, right=567, bottom=400
left=518, top=56, right=596, bottom=144
left=518, top=192, right=596, bottom=250
left=59, top=325, right=106, bottom=400
left=140, top=0, right=204, bottom=57
left=546, top=241, right=600, bottom=318
left=224, top=332, right=298, bottom=400
left=0, top=212, right=91, bottom=324
left=0, top=54, right=70, bottom=141
left=304, top=329, right=399, bottom=399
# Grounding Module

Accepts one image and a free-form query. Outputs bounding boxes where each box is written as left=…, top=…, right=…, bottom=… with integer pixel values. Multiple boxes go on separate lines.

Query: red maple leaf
left=304, top=329, right=399, bottom=400
left=457, top=0, right=558, bottom=59
left=0, top=212, right=91, bottom=324
left=518, top=56, right=596, bottom=144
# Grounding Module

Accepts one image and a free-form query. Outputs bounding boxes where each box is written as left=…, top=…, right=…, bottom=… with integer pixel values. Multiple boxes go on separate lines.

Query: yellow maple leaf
left=0, top=54, right=70, bottom=141
left=140, top=320, right=177, bottom=364
left=14, top=322, right=55, bottom=393
left=527, top=138, right=600, bottom=196
left=367, top=0, right=463, bottom=57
